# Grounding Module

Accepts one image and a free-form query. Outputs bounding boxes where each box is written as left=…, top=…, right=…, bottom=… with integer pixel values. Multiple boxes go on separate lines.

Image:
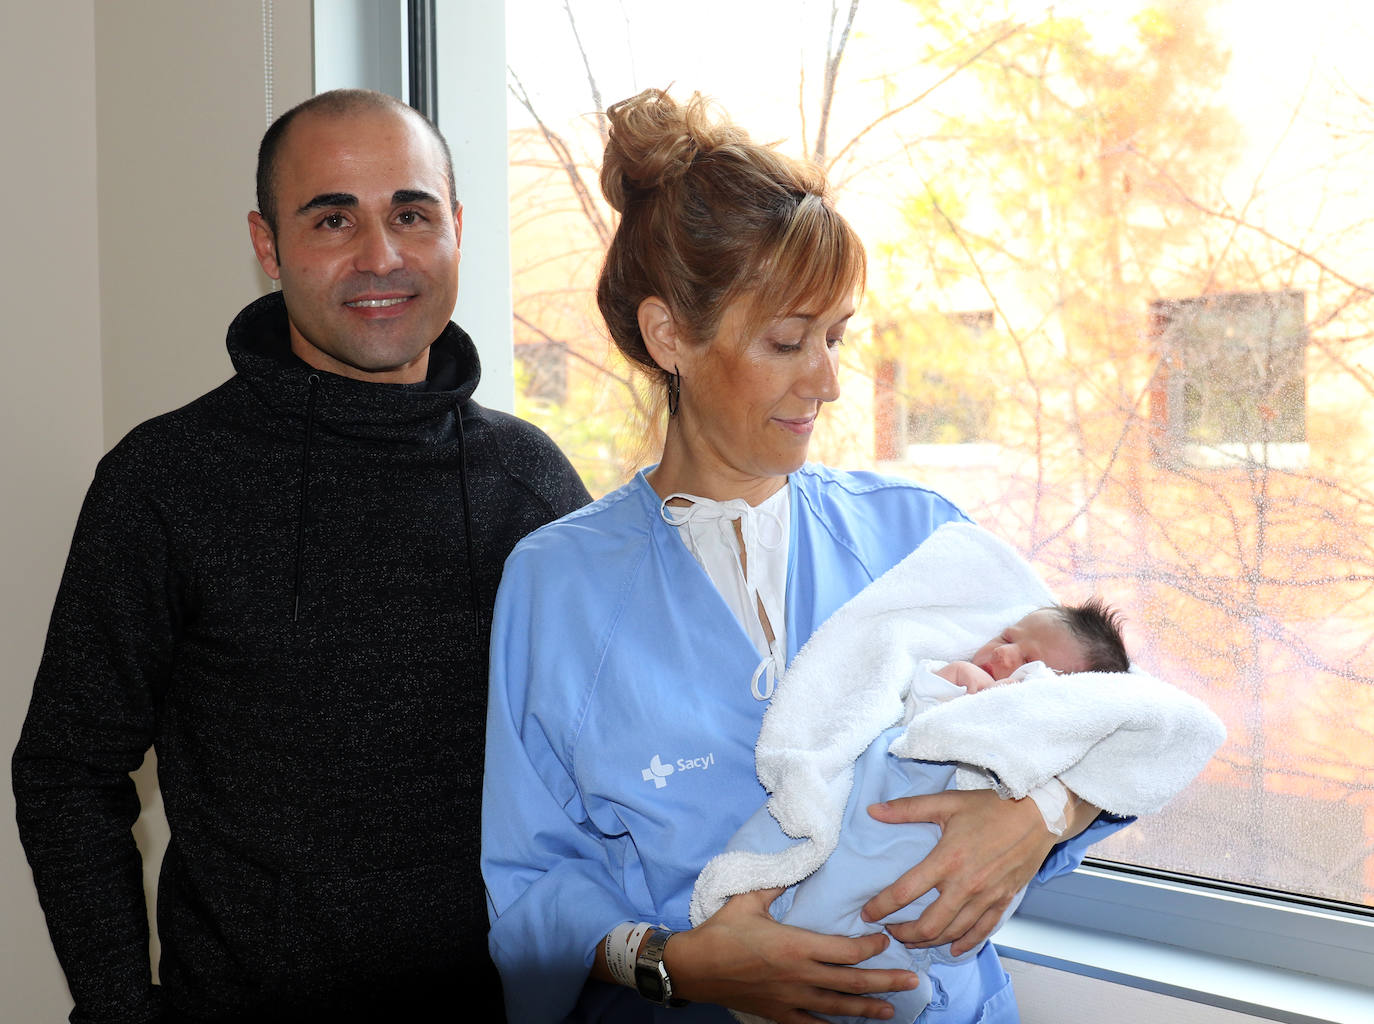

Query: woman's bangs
left=769, top=198, right=866, bottom=319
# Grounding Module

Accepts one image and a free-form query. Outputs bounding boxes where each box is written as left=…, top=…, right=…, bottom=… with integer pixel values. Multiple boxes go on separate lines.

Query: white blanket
left=691, top=521, right=1226, bottom=926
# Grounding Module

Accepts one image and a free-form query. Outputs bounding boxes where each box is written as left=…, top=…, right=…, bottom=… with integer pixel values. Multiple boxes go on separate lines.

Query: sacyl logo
left=641, top=755, right=675, bottom=788
left=641, top=751, right=716, bottom=789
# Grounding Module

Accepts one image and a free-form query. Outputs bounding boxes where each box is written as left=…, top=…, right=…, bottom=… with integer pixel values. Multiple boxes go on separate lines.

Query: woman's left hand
left=859, top=788, right=1095, bottom=956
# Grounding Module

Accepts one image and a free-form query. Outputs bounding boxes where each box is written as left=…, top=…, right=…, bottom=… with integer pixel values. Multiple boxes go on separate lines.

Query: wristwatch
left=634, top=926, right=690, bottom=1007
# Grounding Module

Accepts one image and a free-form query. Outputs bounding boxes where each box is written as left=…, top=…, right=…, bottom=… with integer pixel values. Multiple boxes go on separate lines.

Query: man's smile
left=345, top=296, right=411, bottom=308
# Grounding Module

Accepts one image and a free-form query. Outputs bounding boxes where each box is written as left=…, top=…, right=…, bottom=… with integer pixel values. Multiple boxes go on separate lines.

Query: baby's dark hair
left=1056, top=597, right=1130, bottom=673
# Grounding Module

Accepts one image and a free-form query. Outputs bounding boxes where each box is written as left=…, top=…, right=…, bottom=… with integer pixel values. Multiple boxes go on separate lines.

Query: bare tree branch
left=919, top=175, right=1050, bottom=539
left=508, top=71, right=613, bottom=248
left=825, top=19, right=1029, bottom=174
left=1138, top=146, right=1374, bottom=298
left=813, top=0, right=861, bottom=163
left=513, top=311, right=648, bottom=414
left=562, top=0, right=609, bottom=143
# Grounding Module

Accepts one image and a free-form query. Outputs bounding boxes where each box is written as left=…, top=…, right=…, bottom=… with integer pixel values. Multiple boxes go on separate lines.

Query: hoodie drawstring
left=292, top=373, right=320, bottom=622
left=455, top=405, right=481, bottom=648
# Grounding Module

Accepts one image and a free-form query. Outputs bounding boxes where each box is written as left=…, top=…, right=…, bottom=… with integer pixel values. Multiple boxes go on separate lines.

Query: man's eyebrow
left=294, top=189, right=445, bottom=217
left=296, top=192, right=357, bottom=215
left=393, top=189, right=443, bottom=206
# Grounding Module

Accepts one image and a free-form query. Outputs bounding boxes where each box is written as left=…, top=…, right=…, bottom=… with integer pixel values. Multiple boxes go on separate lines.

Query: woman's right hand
left=664, top=888, right=920, bottom=1023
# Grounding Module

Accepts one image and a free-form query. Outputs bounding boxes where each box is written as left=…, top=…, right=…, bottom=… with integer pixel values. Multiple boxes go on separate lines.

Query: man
left=13, top=89, right=590, bottom=1023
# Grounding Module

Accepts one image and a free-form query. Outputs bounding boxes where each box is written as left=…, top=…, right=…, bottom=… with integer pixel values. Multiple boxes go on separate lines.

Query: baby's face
left=970, top=609, right=1091, bottom=681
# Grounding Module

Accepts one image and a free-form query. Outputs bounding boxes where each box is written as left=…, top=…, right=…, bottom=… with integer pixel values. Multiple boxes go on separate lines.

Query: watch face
left=635, top=962, right=669, bottom=1002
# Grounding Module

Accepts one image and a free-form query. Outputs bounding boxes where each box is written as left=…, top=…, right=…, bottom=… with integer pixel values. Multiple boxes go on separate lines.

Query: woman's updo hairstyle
left=596, top=88, right=865, bottom=382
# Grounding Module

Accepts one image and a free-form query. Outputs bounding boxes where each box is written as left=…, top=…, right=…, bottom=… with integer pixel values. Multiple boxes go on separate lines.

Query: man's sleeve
left=12, top=449, right=180, bottom=1024
left=548, top=448, right=593, bottom=518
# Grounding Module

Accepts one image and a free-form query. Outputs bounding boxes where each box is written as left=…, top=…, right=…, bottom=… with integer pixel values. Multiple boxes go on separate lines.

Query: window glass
left=504, top=0, right=1374, bottom=908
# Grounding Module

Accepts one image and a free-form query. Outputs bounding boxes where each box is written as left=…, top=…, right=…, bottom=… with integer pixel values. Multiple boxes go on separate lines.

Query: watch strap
left=633, top=926, right=689, bottom=1007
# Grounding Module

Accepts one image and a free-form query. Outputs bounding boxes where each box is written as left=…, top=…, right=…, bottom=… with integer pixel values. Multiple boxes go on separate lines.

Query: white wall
left=436, top=1, right=517, bottom=413
left=2, top=2, right=312, bottom=1018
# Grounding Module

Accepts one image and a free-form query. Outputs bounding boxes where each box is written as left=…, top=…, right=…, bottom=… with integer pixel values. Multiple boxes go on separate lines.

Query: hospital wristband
left=605, top=921, right=652, bottom=988
left=1028, top=777, right=1070, bottom=835
left=605, top=923, right=634, bottom=987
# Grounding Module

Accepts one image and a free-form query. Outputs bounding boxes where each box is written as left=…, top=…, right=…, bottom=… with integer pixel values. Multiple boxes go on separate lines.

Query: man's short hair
left=1058, top=596, right=1131, bottom=673
left=255, top=88, right=458, bottom=233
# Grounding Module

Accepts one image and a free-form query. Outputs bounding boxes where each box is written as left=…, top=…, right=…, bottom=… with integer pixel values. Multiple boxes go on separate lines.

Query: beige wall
left=1, top=2, right=311, bottom=1018
left=0, top=5, right=104, bottom=1018
left=95, top=1, right=313, bottom=442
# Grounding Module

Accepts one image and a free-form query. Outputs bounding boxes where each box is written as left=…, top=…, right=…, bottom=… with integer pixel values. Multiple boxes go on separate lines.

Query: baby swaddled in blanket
left=690, top=522, right=1226, bottom=1024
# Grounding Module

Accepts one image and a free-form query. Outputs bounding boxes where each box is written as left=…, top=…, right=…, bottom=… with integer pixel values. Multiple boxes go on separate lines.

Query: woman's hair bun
left=600, top=88, right=747, bottom=212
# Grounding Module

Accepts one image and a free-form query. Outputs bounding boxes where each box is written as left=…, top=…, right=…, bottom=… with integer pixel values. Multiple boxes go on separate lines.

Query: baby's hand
left=934, top=660, right=999, bottom=693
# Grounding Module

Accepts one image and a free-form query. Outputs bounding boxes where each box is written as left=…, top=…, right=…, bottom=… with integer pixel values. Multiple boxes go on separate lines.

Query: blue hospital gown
left=482, top=464, right=1123, bottom=1023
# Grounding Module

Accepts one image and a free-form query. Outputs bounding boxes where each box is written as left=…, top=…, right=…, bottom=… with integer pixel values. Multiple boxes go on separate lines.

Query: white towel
left=691, top=521, right=1226, bottom=926
left=891, top=665, right=1224, bottom=816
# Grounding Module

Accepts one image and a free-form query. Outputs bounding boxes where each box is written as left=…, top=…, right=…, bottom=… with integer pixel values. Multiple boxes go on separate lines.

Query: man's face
left=248, top=107, right=462, bottom=383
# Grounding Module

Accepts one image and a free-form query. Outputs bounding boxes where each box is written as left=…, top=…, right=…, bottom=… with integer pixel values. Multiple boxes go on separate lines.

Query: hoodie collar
left=226, top=291, right=482, bottom=444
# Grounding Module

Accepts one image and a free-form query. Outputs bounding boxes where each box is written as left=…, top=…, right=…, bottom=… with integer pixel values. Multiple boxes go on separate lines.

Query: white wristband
left=626, top=921, right=652, bottom=972
left=605, top=921, right=652, bottom=988
left=1028, top=777, right=1071, bottom=836
left=605, top=922, right=635, bottom=987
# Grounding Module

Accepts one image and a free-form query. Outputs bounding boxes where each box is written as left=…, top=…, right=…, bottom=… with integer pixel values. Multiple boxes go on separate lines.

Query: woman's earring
left=666, top=365, right=681, bottom=417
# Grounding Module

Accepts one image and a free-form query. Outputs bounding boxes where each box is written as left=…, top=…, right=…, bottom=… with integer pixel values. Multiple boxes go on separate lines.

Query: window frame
left=1001, top=860, right=1374, bottom=1021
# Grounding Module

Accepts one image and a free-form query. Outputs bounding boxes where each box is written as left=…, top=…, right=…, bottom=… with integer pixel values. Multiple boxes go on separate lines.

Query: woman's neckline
left=642, top=465, right=789, bottom=508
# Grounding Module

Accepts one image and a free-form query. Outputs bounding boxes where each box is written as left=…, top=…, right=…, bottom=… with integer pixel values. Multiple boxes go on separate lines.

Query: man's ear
left=247, top=211, right=281, bottom=281
left=638, top=297, right=682, bottom=374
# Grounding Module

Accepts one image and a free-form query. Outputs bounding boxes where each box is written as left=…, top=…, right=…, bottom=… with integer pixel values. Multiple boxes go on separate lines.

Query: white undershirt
left=659, top=486, right=790, bottom=700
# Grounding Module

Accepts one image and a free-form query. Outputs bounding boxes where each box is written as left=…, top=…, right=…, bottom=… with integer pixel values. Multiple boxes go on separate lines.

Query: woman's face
left=669, top=293, right=853, bottom=499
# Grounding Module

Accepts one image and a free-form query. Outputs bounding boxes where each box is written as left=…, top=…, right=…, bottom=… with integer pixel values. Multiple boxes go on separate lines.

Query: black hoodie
left=13, top=293, right=591, bottom=1023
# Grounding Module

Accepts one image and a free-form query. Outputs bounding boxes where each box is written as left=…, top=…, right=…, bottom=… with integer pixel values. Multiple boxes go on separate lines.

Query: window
left=404, top=0, right=1374, bottom=1013
left=1149, top=289, right=1309, bottom=469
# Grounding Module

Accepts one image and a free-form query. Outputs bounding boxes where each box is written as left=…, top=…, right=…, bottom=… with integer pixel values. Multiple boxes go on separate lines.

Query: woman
left=482, top=88, right=1123, bottom=1023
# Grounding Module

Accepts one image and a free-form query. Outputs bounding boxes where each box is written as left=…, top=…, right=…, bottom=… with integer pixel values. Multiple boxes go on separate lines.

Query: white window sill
left=996, top=865, right=1374, bottom=1024
left=997, top=916, right=1373, bottom=1023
